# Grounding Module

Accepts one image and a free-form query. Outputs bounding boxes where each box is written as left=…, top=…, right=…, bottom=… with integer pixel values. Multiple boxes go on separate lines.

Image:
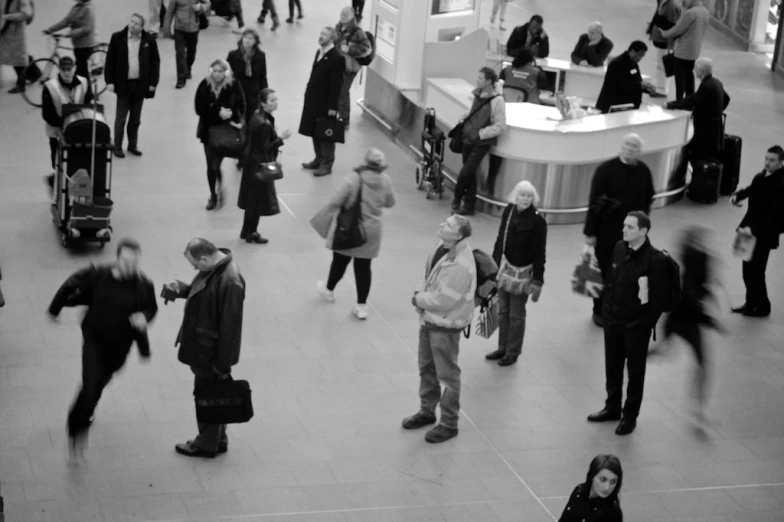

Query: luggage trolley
left=415, top=108, right=446, bottom=200
left=51, top=104, right=114, bottom=248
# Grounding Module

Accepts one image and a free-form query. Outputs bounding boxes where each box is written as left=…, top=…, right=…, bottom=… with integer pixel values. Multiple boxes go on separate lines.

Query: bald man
left=583, top=134, right=655, bottom=327
left=570, top=22, right=614, bottom=67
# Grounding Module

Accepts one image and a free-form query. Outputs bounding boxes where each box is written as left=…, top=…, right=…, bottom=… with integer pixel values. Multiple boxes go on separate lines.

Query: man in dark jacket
left=506, top=15, right=549, bottom=59
left=667, top=58, right=730, bottom=163
left=105, top=13, right=161, bottom=158
left=587, top=212, right=668, bottom=436
left=166, top=239, right=245, bottom=458
left=48, top=238, right=157, bottom=458
left=162, top=0, right=211, bottom=89
left=570, top=22, right=614, bottom=67
left=584, top=134, right=655, bottom=326
left=595, top=40, right=657, bottom=113
left=730, top=145, right=784, bottom=318
left=299, top=27, right=343, bottom=177
left=336, top=6, right=371, bottom=127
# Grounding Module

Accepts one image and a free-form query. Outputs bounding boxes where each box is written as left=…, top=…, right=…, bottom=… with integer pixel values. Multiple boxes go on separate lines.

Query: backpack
left=472, top=249, right=498, bottom=307
left=657, top=249, right=682, bottom=313
left=356, top=31, right=375, bottom=66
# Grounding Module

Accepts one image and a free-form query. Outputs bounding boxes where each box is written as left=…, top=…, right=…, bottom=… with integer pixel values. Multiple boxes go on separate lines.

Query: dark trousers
left=68, top=340, right=128, bottom=438
left=312, top=137, right=336, bottom=169
left=497, top=289, right=528, bottom=357
left=203, top=144, right=225, bottom=197
left=452, top=143, right=491, bottom=210
left=74, top=47, right=93, bottom=81
left=674, top=57, right=695, bottom=101
left=242, top=209, right=260, bottom=234
left=338, top=69, right=358, bottom=120
left=352, top=0, right=365, bottom=19
left=191, top=365, right=228, bottom=452
left=259, top=0, right=279, bottom=21
left=664, top=316, right=709, bottom=407
left=742, top=243, right=772, bottom=313
left=49, top=137, right=59, bottom=169
left=592, top=238, right=618, bottom=316
left=13, top=65, right=25, bottom=89
left=235, top=2, right=245, bottom=27
left=114, top=81, right=145, bottom=150
left=327, top=253, right=372, bottom=304
left=604, top=325, right=651, bottom=421
left=174, top=30, right=199, bottom=81
left=288, top=0, right=302, bottom=17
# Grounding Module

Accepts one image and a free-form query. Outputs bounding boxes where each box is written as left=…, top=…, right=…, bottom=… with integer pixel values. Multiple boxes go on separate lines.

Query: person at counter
left=570, top=22, right=614, bottom=67
left=647, top=0, right=682, bottom=98
left=499, top=49, right=548, bottom=104
left=595, top=40, right=657, bottom=114
left=659, top=0, right=711, bottom=101
left=451, top=67, right=507, bottom=216
left=506, top=15, right=549, bottom=59
left=583, top=134, right=655, bottom=327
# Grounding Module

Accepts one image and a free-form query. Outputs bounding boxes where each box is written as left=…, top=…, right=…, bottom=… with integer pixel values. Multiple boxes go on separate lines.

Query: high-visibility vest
left=44, top=76, right=88, bottom=138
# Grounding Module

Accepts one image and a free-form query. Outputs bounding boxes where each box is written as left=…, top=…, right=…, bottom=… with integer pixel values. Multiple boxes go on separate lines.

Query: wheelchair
left=414, top=108, right=446, bottom=200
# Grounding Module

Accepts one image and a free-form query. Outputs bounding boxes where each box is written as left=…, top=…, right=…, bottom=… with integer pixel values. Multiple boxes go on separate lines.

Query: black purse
left=195, top=376, right=254, bottom=424
left=253, top=161, right=283, bottom=182
left=448, top=95, right=496, bottom=154
left=209, top=121, right=245, bottom=158
left=198, top=12, right=209, bottom=30
left=315, top=116, right=345, bottom=144
left=332, top=177, right=366, bottom=251
left=662, top=50, right=675, bottom=78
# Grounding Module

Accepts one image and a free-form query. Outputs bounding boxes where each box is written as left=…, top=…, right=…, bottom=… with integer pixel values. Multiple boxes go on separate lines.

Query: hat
left=364, top=148, right=387, bottom=168
left=59, top=56, right=75, bottom=70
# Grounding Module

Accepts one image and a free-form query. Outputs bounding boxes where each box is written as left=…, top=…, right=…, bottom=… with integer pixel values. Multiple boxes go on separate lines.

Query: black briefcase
left=720, top=134, right=742, bottom=196
left=662, top=51, right=675, bottom=78
left=194, top=377, right=254, bottom=424
left=315, top=117, right=345, bottom=144
left=688, top=160, right=722, bottom=204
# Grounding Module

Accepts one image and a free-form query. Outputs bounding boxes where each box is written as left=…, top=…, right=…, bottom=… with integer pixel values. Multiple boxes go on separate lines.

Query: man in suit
left=105, top=13, right=161, bottom=158
left=506, top=14, right=549, bottom=59
left=595, top=40, right=657, bottom=113
left=298, top=27, right=343, bottom=177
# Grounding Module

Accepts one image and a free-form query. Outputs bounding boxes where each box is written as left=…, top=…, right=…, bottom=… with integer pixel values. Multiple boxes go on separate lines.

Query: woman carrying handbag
left=486, top=181, right=547, bottom=366
left=238, top=88, right=289, bottom=244
left=195, top=59, right=246, bottom=211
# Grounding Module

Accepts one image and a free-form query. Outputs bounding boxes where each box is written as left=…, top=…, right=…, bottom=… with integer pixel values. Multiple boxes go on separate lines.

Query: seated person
left=506, top=14, right=549, bottom=59
left=500, top=48, right=548, bottom=104
left=595, top=40, right=657, bottom=113
left=571, top=22, right=614, bottom=67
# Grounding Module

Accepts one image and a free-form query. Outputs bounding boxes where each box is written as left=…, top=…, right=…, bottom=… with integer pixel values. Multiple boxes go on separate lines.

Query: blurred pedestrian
left=0, top=0, right=34, bottom=94
left=336, top=6, right=371, bottom=129
left=490, top=0, right=512, bottom=30
left=285, top=0, right=303, bottom=23
left=163, top=0, right=211, bottom=89
left=558, top=455, right=623, bottom=522
left=659, top=0, right=710, bottom=100
left=352, top=0, right=364, bottom=23
left=257, top=0, right=280, bottom=30
left=43, top=0, right=96, bottom=80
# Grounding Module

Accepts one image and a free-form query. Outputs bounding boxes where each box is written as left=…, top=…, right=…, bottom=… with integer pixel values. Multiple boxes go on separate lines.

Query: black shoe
left=402, top=411, right=437, bottom=430
left=175, top=440, right=217, bottom=458
left=257, top=16, right=266, bottom=24
left=592, top=312, right=605, bottom=327
left=246, top=232, right=269, bottom=244
left=615, top=419, right=637, bottom=435
left=587, top=408, right=622, bottom=423
left=425, top=425, right=458, bottom=443
left=743, top=307, right=771, bottom=318
left=498, top=355, right=518, bottom=367
left=297, top=13, right=304, bottom=19
left=302, top=160, right=320, bottom=170
left=206, top=196, right=217, bottom=211
left=648, top=91, right=667, bottom=99
left=175, top=80, right=185, bottom=89
left=314, top=167, right=332, bottom=177
left=8, top=85, right=25, bottom=94
left=45, top=173, right=55, bottom=190
left=113, top=149, right=126, bottom=158
left=285, top=17, right=293, bottom=23
left=271, top=19, right=280, bottom=30
left=128, top=148, right=142, bottom=157
left=186, top=72, right=192, bottom=80
left=731, top=304, right=750, bottom=314
left=451, top=201, right=460, bottom=214
left=485, top=349, right=505, bottom=361
left=217, top=442, right=228, bottom=454
left=240, top=229, right=248, bottom=240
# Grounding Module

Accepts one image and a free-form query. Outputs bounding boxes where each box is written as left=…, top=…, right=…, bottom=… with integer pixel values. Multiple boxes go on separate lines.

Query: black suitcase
left=688, top=160, right=723, bottom=204
left=720, top=134, right=742, bottom=195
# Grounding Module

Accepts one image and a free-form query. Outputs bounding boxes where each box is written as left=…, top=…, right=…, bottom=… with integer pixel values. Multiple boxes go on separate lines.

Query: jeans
left=174, top=30, right=199, bottom=81
left=259, top=0, right=279, bottom=22
left=203, top=144, right=225, bottom=197
left=327, top=253, right=372, bottom=304
left=674, top=57, right=695, bottom=101
left=312, top=138, right=336, bottom=169
left=148, top=0, right=164, bottom=33
left=338, top=69, right=358, bottom=121
left=114, top=81, right=145, bottom=150
left=453, top=143, right=491, bottom=211
left=190, top=365, right=229, bottom=452
left=288, top=0, right=302, bottom=17
left=604, top=325, right=651, bottom=421
left=418, top=324, right=462, bottom=429
left=742, top=243, right=772, bottom=313
left=497, top=289, right=528, bottom=357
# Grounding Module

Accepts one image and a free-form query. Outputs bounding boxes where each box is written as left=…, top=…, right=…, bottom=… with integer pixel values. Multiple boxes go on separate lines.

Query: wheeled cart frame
left=415, top=108, right=446, bottom=200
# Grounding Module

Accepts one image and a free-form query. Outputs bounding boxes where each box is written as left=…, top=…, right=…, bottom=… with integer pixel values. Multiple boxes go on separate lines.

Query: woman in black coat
left=559, top=455, right=624, bottom=522
left=195, top=59, right=246, bottom=210
left=486, top=181, right=547, bottom=367
left=239, top=88, right=289, bottom=243
left=226, top=29, right=268, bottom=123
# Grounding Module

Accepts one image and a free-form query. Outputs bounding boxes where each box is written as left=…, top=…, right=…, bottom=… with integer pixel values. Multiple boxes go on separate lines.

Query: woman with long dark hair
left=238, top=88, right=289, bottom=244
left=559, top=455, right=623, bottom=522
left=227, top=28, right=267, bottom=123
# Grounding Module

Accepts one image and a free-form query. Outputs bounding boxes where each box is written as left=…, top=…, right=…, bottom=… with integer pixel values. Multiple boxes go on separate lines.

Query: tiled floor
left=1, top=0, right=784, bottom=520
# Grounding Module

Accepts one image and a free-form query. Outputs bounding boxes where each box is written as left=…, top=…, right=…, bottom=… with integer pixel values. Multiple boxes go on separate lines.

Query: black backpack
left=356, top=31, right=376, bottom=66
left=472, top=249, right=498, bottom=307
left=657, top=249, right=682, bottom=313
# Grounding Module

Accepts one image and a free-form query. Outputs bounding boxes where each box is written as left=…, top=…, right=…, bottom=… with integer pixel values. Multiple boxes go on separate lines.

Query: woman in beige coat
left=0, top=0, right=33, bottom=93
left=310, top=148, right=396, bottom=320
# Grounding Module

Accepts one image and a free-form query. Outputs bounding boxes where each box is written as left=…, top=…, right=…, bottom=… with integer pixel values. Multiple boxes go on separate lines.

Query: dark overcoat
left=194, top=78, right=246, bottom=144
left=297, top=46, right=343, bottom=137
left=104, top=27, right=161, bottom=98
left=226, top=45, right=268, bottom=121
left=238, top=110, right=281, bottom=217
left=595, top=51, right=642, bottom=113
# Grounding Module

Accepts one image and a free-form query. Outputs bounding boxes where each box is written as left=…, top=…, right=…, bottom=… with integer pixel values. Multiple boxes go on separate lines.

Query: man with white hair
left=403, top=215, right=477, bottom=443
left=570, top=21, right=614, bottom=67
left=584, top=134, right=655, bottom=327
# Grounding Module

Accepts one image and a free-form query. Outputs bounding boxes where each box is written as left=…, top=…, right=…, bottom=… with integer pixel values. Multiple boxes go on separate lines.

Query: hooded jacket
left=415, top=239, right=477, bottom=330
left=460, top=82, right=507, bottom=146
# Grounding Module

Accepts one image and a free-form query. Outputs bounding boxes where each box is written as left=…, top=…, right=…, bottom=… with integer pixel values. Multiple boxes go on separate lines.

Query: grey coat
left=0, top=0, right=32, bottom=67
left=310, top=166, right=396, bottom=259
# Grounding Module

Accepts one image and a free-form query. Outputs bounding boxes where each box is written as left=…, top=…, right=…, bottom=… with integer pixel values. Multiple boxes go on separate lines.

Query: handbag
left=475, top=291, right=498, bottom=339
left=198, top=12, right=209, bottom=30
left=253, top=150, right=283, bottom=182
left=315, top=117, right=345, bottom=144
left=448, top=95, right=496, bottom=154
left=732, top=229, right=756, bottom=262
left=571, top=245, right=604, bottom=298
left=194, top=376, right=254, bottom=424
left=496, top=210, right=534, bottom=295
left=332, top=175, right=366, bottom=251
left=662, top=50, right=675, bottom=78
left=209, top=121, right=245, bottom=159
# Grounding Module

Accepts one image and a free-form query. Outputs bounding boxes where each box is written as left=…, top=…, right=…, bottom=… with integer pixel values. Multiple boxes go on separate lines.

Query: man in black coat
left=506, top=14, right=549, bottom=59
left=587, top=212, right=668, bottom=436
left=667, top=58, right=730, bottom=162
left=730, top=145, right=784, bottom=318
left=595, top=40, right=657, bottom=113
left=584, top=134, right=655, bottom=326
left=165, top=239, right=246, bottom=458
left=570, top=21, right=614, bottom=67
left=104, top=13, right=161, bottom=158
left=299, top=26, right=343, bottom=177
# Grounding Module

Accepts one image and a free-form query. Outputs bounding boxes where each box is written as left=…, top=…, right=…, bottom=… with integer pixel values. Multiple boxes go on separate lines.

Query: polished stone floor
left=1, top=0, right=783, bottom=520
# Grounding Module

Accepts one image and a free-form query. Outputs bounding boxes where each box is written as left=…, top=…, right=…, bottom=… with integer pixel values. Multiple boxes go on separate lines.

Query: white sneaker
left=352, top=304, right=368, bottom=320
left=317, top=281, right=335, bottom=302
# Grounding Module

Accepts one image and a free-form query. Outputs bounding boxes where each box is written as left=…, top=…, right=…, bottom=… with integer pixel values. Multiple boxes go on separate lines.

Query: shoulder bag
left=315, top=116, right=345, bottom=144
left=253, top=159, right=283, bottom=182
left=448, top=95, right=496, bottom=154
left=209, top=121, right=245, bottom=158
left=496, top=208, right=534, bottom=295
left=332, top=175, right=366, bottom=251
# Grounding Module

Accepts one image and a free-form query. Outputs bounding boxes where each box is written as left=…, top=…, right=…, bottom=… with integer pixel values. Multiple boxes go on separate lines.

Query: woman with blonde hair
left=195, top=59, right=246, bottom=210
left=486, top=180, right=547, bottom=366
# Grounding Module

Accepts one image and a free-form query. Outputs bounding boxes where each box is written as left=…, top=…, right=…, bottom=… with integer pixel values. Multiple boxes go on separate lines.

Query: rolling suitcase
left=720, top=134, right=742, bottom=195
left=688, top=160, right=722, bottom=204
